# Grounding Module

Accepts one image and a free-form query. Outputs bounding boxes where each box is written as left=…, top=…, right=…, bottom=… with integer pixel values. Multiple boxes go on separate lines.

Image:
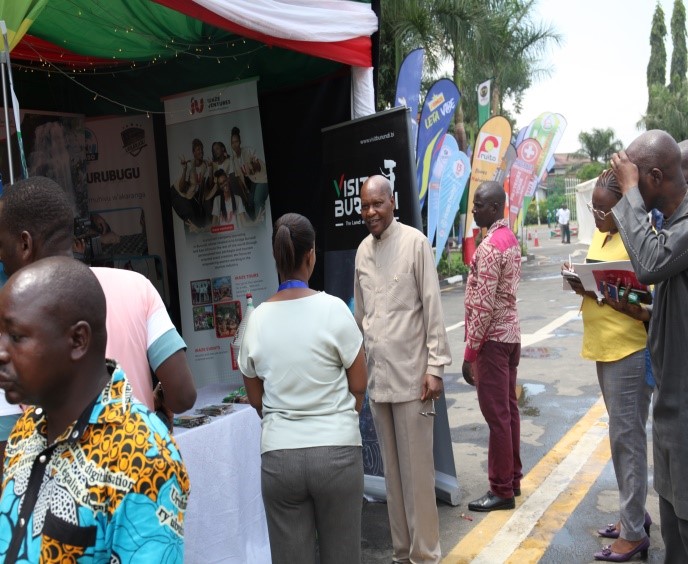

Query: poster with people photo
left=164, top=79, right=278, bottom=388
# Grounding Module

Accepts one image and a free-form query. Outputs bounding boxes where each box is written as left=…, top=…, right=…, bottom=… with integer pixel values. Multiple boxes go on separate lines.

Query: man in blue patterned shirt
left=0, top=256, right=189, bottom=563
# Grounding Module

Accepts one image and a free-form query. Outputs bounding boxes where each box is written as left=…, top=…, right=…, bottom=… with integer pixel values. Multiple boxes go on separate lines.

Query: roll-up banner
left=85, top=115, right=169, bottom=302
left=163, top=78, right=278, bottom=389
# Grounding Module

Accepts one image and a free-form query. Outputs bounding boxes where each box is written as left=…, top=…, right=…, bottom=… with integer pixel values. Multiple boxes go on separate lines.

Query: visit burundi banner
left=163, top=78, right=277, bottom=389
left=416, top=78, right=460, bottom=209
left=395, top=48, right=424, bottom=155
left=477, top=79, right=491, bottom=128
left=435, top=142, right=470, bottom=265
left=463, top=115, right=512, bottom=265
left=508, top=138, right=542, bottom=229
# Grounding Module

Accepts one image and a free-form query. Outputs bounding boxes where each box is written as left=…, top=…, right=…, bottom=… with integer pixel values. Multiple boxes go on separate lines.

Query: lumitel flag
left=435, top=140, right=471, bottom=265
left=508, top=138, right=543, bottom=228
left=463, top=115, right=512, bottom=265
left=514, top=112, right=567, bottom=231
left=416, top=78, right=460, bottom=209
left=395, top=48, right=425, bottom=155
left=477, top=79, right=491, bottom=128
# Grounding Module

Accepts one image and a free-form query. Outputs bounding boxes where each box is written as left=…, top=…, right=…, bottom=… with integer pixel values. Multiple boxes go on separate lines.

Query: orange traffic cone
left=534, top=234, right=540, bottom=247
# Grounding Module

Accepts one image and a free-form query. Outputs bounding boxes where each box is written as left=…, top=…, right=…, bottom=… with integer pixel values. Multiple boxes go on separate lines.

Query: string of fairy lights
left=13, top=40, right=268, bottom=116
left=10, top=0, right=271, bottom=116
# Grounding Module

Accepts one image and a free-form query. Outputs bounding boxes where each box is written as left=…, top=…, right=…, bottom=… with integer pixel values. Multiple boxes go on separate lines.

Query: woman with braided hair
left=563, top=169, right=652, bottom=562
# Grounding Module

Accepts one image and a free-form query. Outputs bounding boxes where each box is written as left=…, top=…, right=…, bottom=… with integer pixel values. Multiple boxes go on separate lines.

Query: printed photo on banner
left=164, top=79, right=278, bottom=387
left=169, top=130, right=268, bottom=236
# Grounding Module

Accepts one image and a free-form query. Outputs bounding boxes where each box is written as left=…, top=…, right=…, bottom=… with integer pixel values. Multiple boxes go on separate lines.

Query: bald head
left=476, top=181, right=506, bottom=208
left=627, top=130, right=682, bottom=181
left=473, top=181, right=506, bottom=228
left=362, top=175, right=393, bottom=197
left=679, top=139, right=688, bottom=182
left=625, top=130, right=686, bottom=211
left=360, top=175, right=395, bottom=238
left=6, top=257, right=107, bottom=352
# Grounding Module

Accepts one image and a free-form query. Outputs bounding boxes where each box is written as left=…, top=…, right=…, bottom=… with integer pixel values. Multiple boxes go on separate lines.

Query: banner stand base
left=363, top=471, right=461, bottom=506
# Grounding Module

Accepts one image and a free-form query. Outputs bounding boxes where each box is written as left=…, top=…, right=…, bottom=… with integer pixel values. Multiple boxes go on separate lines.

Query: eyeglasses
left=586, top=201, right=613, bottom=221
left=419, top=398, right=436, bottom=417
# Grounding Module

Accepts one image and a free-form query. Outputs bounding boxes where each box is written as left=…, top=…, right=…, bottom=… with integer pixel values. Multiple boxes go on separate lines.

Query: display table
left=174, top=384, right=271, bottom=563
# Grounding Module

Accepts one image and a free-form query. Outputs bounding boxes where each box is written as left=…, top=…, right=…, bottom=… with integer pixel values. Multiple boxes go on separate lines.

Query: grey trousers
left=659, top=494, right=688, bottom=563
left=596, top=349, right=652, bottom=541
left=371, top=400, right=440, bottom=564
left=261, top=445, right=364, bottom=564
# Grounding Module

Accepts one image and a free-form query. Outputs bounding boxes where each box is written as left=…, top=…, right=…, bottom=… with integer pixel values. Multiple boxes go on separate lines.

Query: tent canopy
left=3, top=0, right=377, bottom=115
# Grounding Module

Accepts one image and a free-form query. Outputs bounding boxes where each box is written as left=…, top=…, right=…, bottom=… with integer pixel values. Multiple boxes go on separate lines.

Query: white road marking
left=471, top=411, right=608, bottom=563
left=446, top=310, right=580, bottom=349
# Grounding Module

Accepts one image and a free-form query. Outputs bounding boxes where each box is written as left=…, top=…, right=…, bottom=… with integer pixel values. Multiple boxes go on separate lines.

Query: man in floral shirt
left=462, top=181, right=522, bottom=513
left=0, top=257, right=188, bottom=563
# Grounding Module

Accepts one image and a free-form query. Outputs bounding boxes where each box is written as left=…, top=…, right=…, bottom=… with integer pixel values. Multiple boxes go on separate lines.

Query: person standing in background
left=354, top=175, right=451, bottom=564
left=462, top=181, right=522, bottom=513
left=556, top=203, right=571, bottom=243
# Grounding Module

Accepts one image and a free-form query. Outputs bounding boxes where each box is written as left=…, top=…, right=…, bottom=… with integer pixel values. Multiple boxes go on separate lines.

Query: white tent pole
left=0, top=21, right=27, bottom=180
left=0, top=48, right=14, bottom=184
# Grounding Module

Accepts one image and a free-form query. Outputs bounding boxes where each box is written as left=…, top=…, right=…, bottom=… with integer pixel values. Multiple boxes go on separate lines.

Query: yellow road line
left=442, top=397, right=608, bottom=563
left=505, top=437, right=611, bottom=563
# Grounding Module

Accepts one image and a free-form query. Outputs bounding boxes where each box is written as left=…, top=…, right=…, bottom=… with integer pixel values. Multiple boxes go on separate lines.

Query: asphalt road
left=361, top=225, right=664, bottom=564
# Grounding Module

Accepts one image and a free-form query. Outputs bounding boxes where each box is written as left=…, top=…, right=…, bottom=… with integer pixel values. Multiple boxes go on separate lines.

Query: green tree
left=377, top=0, right=561, bottom=151
left=577, top=128, right=622, bottom=162
left=577, top=162, right=605, bottom=182
left=643, top=83, right=688, bottom=140
left=670, top=0, right=687, bottom=91
left=647, top=3, right=667, bottom=96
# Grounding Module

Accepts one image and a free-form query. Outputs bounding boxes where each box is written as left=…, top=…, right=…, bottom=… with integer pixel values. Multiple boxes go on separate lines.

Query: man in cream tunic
left=354, top=175, right=451, bottom=564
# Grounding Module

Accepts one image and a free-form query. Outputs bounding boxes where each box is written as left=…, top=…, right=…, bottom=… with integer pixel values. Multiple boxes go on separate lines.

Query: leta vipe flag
left=416, top=78, right=460, bottom=209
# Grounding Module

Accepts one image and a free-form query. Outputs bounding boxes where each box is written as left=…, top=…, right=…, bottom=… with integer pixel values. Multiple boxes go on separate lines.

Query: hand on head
left=609, top=151, right=638, bottom=195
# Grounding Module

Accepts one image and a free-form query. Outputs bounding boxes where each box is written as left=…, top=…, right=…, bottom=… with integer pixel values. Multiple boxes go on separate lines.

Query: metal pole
left=0, top=50, right=13, bottom=184
left=1, top=21, right=27, bottom=180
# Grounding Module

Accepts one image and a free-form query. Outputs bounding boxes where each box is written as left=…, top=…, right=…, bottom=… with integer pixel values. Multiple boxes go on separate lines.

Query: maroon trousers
left=475, top=340, right=522, bottom=499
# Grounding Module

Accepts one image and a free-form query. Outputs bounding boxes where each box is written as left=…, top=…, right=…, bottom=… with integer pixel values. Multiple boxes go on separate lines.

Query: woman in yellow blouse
left=564, top=170, right=651, bottom=562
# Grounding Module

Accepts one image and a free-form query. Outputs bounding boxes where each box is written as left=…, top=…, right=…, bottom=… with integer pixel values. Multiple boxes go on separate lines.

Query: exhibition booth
left=1, top=2, right=379, bottom=562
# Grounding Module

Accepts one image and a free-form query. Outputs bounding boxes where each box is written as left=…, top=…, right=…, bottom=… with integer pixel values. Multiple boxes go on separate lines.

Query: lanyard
left=278, top=279, right=308, bottom=291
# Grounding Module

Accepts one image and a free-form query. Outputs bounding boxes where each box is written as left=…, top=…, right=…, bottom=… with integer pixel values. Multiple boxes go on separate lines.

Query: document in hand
left=562, top=260, right=651, bottom=304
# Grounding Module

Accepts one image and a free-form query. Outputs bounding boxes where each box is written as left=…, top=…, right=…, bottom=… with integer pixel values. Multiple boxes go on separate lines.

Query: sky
left=508, top=0, right=677, bottom=154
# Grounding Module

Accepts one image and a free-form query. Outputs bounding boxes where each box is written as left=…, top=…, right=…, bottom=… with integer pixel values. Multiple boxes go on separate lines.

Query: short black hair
left=0, top=176, right=75, bottom=251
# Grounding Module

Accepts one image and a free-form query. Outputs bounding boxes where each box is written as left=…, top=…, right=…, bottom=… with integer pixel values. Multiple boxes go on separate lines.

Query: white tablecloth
left=174, top=384, right=271, bottom=563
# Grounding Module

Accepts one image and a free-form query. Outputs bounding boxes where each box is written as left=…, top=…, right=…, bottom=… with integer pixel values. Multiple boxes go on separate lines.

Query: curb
left=440, top=275, right=464, bottom=288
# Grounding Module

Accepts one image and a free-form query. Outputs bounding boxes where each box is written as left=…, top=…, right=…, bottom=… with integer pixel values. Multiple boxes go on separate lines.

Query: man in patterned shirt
left=0, top=257, right=189, bottom=562
left=462, top=181, right=522, bottom=512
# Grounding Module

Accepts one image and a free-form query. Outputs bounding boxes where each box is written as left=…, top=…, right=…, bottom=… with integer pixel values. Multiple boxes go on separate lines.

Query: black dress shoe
left=468, top=491, right=515, bottom=512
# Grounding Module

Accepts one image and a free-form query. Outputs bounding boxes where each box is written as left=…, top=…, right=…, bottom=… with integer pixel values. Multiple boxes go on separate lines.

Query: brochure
left=561, top=260, right=652, bottom=304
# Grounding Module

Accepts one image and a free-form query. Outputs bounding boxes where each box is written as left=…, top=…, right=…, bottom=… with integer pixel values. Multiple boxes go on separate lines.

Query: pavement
left=361, top=224, right=664, bottom=563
